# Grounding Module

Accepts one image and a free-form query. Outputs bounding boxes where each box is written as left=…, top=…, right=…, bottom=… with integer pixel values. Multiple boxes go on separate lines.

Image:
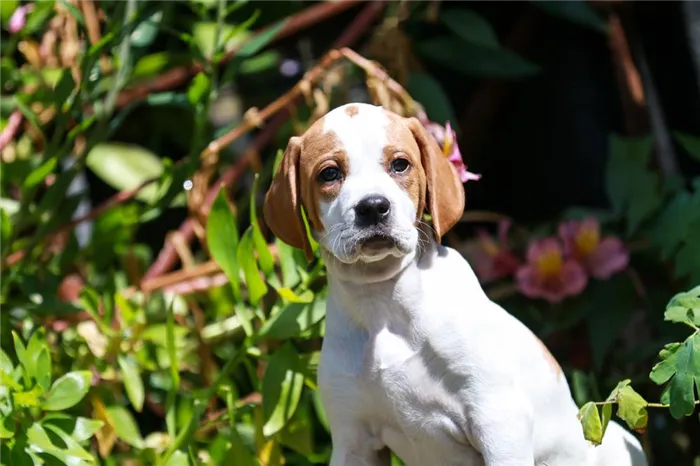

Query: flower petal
left=515, top=265, right=542, bottom=299
left=585, top=236, right=629, bottom=279
left=560, top=260, right=588, bottom=296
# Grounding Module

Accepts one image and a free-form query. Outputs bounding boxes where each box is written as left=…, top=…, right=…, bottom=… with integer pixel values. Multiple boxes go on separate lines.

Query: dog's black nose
left=355, top=195, right=391, bottom=227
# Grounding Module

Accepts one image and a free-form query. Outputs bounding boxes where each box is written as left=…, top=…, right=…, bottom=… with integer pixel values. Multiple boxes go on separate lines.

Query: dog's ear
left=407, top=117, right=465, bottom=243
left=263, top=136, right=313, bottom=261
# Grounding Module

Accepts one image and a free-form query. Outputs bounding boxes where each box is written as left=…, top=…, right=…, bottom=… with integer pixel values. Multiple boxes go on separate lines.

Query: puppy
left=263, top=103, right=648, bottom=466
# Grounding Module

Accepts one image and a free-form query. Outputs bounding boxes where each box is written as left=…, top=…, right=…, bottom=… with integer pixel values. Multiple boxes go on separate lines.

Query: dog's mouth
left=360, top=234, right=397, bottom=250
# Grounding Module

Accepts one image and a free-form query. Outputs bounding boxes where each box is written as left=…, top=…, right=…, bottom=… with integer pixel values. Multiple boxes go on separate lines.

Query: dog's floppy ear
left=263, top=136, right=313, bottom=261
left=407, top=117, right=465, bottom=243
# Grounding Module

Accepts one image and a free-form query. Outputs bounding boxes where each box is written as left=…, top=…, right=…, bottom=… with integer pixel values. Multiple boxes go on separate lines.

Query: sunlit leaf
left=43, top=371, right=92, bottom=411
left=105, top=405, right=144, bottom=449
left=577, top=402, right=603, bottom=445
left=1, top=208, right=13, bottom=253
left=206, top=186, right=242, bottom=301
left=86, top=142, right=164, bottom=204
left=238, top=19, right=287, bottom=58
left=260, top=295, right=326, bottom=340
left=262, top=344, right=305, bottom=437
left=0, top=0, right=18, bottom=25
left=238, top=226, right=268, bottom=307
left=649, top=334, right=700, bottom=419
left=250, top=173, right=275, bottom=276
left=615, top=385, right=648, bottom=431
left=117, top=355, right=145, bottom=412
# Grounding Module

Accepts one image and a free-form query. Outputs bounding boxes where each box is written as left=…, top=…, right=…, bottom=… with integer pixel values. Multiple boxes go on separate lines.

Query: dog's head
left=263, top=103, right=465, bottom=266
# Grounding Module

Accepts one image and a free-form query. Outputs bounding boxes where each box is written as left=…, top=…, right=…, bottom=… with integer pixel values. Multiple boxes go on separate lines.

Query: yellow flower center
left=480, top=237, right=500, bottom=257
left=536, top=249, right=563, bottom=277
left=442, top=130, right=453, bottom=156
left=575, top=225, right=600, bottom=256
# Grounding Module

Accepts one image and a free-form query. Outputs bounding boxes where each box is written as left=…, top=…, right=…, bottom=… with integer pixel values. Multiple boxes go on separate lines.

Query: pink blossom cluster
left=420, top=117, right=481, bottom=183
left=470, top=218, right=630, bottom=303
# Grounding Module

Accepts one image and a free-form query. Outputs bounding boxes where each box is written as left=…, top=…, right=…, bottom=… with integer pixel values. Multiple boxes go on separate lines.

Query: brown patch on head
left=536, top=337, right=563, bottom=379
left=263, top=114, right=347, bottom=260
left=381, top=111, right=426, bottom=217
left=344, top=105, right=359, bottom=117
left=403, top=116, right=465, bottom=243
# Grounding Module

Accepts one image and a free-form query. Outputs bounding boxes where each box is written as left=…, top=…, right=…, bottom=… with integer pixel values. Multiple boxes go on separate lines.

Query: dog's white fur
left=265, top=103, right=648, bottom=466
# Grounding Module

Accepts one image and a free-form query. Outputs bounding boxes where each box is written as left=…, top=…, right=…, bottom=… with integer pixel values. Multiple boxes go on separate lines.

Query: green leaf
left=193, top=22, right=247, bottom=59
left=166, top=300, right=180, bottom=390
left=262, top=344, right=305, bottom=437
left=666, top=285, right=700, bottom=326
left=117, top=355, right=145, bottom=412
left=276, top=239, right=301, bottom=288
left=86, top=143, right=163, bottom=203
left=187, top=72, right=211, bottom=105
left=0, top=349, right=13, bottom=375
left=238, top=226, right=268, bottom=307
left=417, top=36, right=540, bottom=79
left=615, top=385, right=648, bottom=431
left=250, top=173, right=275, bottom=276
left=24, top=156, right=57, bottom=189
left=105, top=405, right=144, bottom=449
left=601, top=403, right=612, bottom=438
left=35, top=349, right=51, bottom=393
left=260, top=295, right=326, bottom=340
left=531, top=0, right=607, bottom=33
left=605, top=134, right=661, bottom=235
left=650, top=190, right=700, bottom=259
left=42, top=414, right=104, bottom=442
left=650, top=334, right=700, bottom=418
left=407, top=72, right=457, bottom=126
left=11, top=331, right=29, bottom=385
left=165, top=450, right=189, bottom=466
left=0, top=412, right=15, bottom=439
left=206, top=186, right=242, bottom=301
left=43, top=423, right=95, bottom=461
left=27, top=422, right=93, bottom=465
left=440, top=9, right=500, bottom=49
left=674, top=131, right=700, bottom=162
left=1, top=208, right=12, bottom=251
left=577, top=402, right=603, bottom=445
left=238, top=19, right=287, bottom=58
left=0, top=0, right=18, bottom=25
left=42, top=371, right=92, bottom=411
left=27, top=329, right=51, bottom=392
left=13, top=385, right=43, bottom=407
left=131, top=10, right=162, bottom=48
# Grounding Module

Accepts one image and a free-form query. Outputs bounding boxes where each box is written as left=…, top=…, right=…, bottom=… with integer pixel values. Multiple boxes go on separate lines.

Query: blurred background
left=1, top=1, right=700, bottom=465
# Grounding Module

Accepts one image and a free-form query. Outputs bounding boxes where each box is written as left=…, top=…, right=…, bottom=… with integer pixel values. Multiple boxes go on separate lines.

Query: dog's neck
left=322, top=227, right=437, bottom=332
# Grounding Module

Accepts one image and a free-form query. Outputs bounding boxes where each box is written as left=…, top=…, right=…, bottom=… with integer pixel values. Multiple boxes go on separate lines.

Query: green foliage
left=578, top=285, right=700, bottom=445
left=1, top=331, right=102, bottom=465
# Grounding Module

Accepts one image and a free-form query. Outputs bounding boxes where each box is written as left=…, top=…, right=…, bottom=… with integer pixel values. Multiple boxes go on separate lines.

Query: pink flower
left=422, top=119, right=481, bottom=183
left=469, top=220, right=520, bottom=284
left=8, top=4, right=33, bottom=34
left=516, top=237, right=588, bottom=303
left=558, top=217, right=629, bottom=279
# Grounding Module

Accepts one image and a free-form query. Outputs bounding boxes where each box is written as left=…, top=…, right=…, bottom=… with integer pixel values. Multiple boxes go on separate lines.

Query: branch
left=141, top=1, right=386, bottom=281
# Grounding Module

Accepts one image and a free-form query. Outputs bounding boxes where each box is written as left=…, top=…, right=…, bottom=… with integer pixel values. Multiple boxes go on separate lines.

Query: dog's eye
left=391, top=158, right=410, bottom=173
left=319, top=167, right=341, bottom=183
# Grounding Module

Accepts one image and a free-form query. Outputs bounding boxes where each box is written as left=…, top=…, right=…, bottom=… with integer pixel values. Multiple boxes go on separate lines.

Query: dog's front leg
left=468, top=391, right=536, bottom=466
left=328, top=422, right=390, bottom=466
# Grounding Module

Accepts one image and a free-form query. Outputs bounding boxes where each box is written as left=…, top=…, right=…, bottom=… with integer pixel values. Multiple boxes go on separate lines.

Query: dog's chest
left=356, top=328, right=481, bottom=465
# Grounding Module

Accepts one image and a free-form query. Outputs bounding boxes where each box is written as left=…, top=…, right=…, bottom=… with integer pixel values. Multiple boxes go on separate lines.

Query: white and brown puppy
left=263, top=103, right=647, bottom=466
